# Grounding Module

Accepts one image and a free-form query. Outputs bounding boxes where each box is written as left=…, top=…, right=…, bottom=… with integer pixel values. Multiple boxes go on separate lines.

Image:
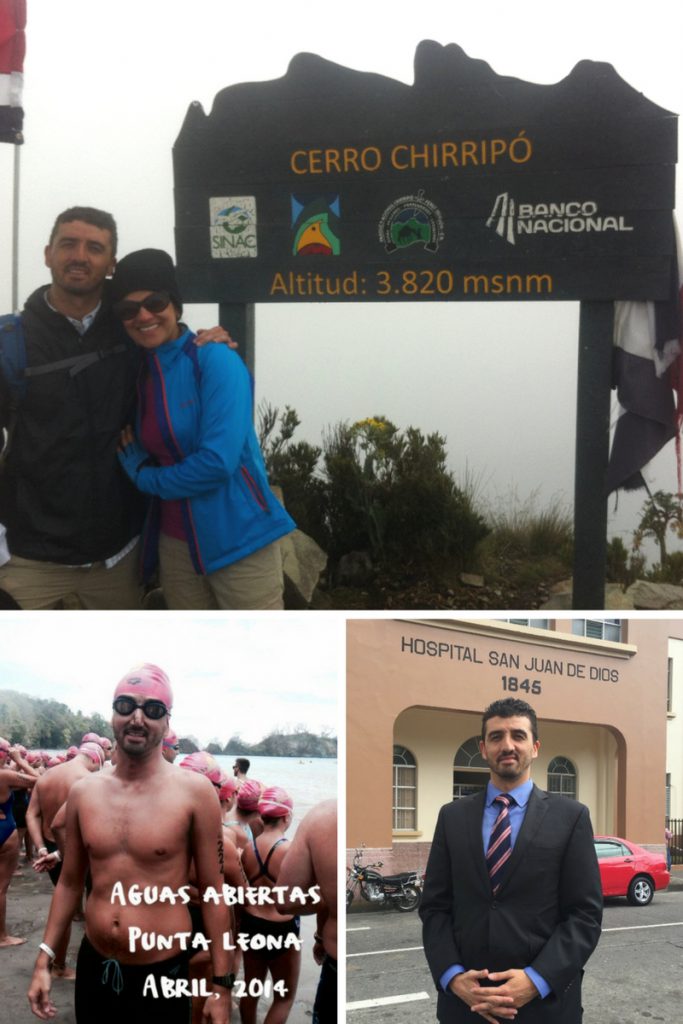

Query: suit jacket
left=420, top=785, right=603, bottom=1023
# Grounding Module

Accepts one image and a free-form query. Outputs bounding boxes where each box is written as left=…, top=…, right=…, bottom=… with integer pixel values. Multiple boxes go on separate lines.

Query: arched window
left=393, top=745, right=417, bottom=830
left=453, top=736, right=488, bottom=800
left=547, top=756, right=577, bottom=798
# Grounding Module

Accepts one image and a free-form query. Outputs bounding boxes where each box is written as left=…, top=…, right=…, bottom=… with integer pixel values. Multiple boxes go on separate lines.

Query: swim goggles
left=112, top=696, right=169, bottom=720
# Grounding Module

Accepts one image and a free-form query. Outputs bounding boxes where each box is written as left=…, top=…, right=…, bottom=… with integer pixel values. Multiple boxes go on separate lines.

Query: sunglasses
left=112, top=696, right=169, bottom=720
left=112, top=291, right=172, bottom=322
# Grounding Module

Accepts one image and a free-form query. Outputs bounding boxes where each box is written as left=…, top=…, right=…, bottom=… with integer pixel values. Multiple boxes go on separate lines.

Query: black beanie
left=111, top=249, right=182, bottom=310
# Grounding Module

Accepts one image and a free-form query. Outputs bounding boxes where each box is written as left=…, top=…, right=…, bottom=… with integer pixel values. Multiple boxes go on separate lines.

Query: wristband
left=212, top=973, right=236, bottom=990
left=39, top=942, right=56, bottom=961
left=52, top=850, right=62, bottom=862
left=38, top=846, right=48, bottom=855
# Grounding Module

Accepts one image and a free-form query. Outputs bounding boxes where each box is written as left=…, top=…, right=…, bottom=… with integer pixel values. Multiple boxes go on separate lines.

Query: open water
left=199, top=754, right=336, bottom=831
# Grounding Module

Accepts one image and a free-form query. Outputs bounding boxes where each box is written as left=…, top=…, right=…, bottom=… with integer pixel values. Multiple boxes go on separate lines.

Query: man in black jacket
left=0, top=207, right=145, bottom=608
left=0, top=207, right=228, bottom=609
left=420, top=697, right=603, bottom=1023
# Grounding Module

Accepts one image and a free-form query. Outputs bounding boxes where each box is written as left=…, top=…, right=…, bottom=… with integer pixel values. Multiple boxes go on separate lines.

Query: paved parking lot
left=346, top=888, right=683, bottom=1023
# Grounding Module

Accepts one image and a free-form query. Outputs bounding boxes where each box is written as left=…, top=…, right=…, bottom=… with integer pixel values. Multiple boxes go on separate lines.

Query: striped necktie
left=487, top=794, right=515, bottom=893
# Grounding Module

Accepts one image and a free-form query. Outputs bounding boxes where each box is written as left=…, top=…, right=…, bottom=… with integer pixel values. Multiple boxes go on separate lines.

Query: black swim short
left=240, top=909, right=300, bottom=963
left=75, top=934, right=192, bottom=1024
left=313, top=954, right=337, bottom=1023
left=12, top=789, right=28, bottom=828
left=44, top=838, right=63, bottom=887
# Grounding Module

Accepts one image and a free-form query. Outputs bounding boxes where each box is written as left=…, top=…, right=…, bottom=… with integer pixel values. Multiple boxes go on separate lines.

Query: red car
left=593, top=836, right=670, bottom=906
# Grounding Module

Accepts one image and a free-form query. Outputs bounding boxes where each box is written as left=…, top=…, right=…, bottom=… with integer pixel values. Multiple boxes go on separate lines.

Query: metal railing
left=665, top=818, right=683, bottom=866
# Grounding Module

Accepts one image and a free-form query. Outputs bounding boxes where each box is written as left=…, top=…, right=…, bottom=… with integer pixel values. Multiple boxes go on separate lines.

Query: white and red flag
left=0, top=0, right=26, bottom=144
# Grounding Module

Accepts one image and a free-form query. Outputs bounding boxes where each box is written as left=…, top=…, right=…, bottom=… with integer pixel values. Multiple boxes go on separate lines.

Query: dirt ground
left=2, top=861, right=320, bottom=1022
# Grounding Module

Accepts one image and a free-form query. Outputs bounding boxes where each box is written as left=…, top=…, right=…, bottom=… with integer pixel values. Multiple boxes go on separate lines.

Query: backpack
left=0, top=314, right=27, bottom=466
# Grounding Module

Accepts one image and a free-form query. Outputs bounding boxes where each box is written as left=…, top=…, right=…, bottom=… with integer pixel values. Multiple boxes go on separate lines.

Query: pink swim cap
left=162, top=729, right=178, bottom=749
left=79, top=742, right=105, bottom=766
left=66, top=746, right=79, bottom=760
left=179, top=751, right=222, bottom=784
left=114, top=663, right=173, bottom=709
left=219, top=775, right=238, bottom=801
left=258, top=786, right=294, bottom=819
left=237, top=779, right=263, bottom=812
left=98, top=737, right=113, bottom=751
left=82, top=732, right=100, bottom=743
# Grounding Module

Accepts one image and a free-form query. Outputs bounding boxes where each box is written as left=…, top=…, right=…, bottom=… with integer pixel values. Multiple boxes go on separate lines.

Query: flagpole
left=11, top=138, right=20, bottom=312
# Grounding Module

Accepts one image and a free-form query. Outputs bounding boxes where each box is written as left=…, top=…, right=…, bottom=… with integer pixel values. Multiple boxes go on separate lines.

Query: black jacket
left=0, top=286, right=145, bottom=563
left=420, top=785, right=603, bottom=1023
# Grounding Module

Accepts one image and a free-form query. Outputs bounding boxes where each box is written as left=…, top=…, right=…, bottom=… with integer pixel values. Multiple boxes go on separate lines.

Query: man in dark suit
left=420, top=698, right=602, bottom=1023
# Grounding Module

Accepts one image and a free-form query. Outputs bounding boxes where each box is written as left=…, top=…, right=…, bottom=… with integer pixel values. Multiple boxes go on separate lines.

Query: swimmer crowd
left=0, top=663, right=337, bottom=1023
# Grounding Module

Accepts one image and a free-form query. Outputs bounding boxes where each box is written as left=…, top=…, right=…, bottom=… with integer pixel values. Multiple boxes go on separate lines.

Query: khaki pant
left=0, top=545, right=142, bottom=610
left=159, top=534, right=285, bottom=610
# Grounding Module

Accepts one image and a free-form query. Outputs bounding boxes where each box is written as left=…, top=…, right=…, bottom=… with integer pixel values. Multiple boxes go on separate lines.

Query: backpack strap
left=23, top=344, right=128, bottom=380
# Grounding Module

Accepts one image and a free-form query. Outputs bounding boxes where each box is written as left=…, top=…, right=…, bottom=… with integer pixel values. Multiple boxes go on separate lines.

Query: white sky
left=1, top=0, right=682, bottom=561
left=0, top=612, right=341, bottom=746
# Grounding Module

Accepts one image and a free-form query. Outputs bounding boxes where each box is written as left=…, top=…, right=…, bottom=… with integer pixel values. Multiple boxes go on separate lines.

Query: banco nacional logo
left=486, top=192, right=634, bottom=246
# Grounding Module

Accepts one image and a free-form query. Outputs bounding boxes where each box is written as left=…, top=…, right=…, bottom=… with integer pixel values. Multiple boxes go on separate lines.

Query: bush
left=322, top=416, right=489, bottom=572
left=259, top=407, right=489, bottom=578
left=258, top=403, right=329, bottom=545
left=482, top=491, right=573, bottom=561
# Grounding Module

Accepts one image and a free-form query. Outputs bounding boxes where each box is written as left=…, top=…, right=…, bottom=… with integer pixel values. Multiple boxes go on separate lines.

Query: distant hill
left=0, top=689, right=113, bottom=748
left=224, top=730, right=336, bottom=758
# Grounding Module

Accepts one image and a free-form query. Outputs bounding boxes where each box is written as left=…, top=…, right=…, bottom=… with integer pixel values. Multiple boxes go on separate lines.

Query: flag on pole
left=0, top=0, right=26, bottom=144
left=606, top=229, right=683, bottom=494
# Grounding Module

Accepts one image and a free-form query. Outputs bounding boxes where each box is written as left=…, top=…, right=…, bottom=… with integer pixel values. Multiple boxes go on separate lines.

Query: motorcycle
left=346, top=848, right=422, bottom=911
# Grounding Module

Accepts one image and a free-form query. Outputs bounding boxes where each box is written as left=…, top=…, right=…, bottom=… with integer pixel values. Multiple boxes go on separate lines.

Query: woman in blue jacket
left=113, top=249, right=295, bottom=609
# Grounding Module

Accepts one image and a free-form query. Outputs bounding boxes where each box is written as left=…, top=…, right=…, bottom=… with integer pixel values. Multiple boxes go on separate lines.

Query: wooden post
left=218, top=302, right=255, bottom=377
left=572, top=301, right=614, bottom=610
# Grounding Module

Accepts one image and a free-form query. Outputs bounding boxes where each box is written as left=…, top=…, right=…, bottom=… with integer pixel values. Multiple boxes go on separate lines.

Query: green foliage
left=259, top=407, right=489, bottom=577
left=606, top=536, right=645, bottom=588
left=479, top=490, right=574, bottom=578
left=633, top=490, right=683, bottom=568
left=0, top=690, right=114, bottom=748
left=645, top=551, right=683, bottom=584
left=322, top=416, right=489, bottom=570
left=258, top=402, right=328, bottom=544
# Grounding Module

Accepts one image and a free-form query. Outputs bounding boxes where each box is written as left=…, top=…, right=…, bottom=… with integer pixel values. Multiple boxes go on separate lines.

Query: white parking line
left=347, top=992, right=430, bottom=1010
left=603, top=921, right=683, bottom=933
left=347, top=945, right=424, bottom=958
left=347, top=921, right=683, bottom=960
left=347, top=927, right=372, bottom=932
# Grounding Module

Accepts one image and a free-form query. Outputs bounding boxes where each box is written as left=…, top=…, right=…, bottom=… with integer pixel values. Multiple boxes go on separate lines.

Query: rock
left=335, top=550, right=373, bottom=587
left=539, top=582, right=634, bottom=610
left=460, top=573, right=485, bottom=588
left=626, top=580, right=683, bottom=610
left=281, top=530, right=328, bottom=608
left=539, top=588, right=572, bottom=610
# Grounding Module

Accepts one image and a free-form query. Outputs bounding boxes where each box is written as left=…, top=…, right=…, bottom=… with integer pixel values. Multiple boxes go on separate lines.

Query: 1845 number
left=501, top=676, right=542, bottom=695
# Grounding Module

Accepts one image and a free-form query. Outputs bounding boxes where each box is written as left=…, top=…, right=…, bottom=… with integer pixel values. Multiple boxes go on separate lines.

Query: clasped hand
left=450, top=968, right=538, bottom=1023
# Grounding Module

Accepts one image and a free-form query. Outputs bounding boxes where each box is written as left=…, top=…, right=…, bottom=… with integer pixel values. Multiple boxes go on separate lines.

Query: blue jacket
left=133, top=331, right=295, bottom=578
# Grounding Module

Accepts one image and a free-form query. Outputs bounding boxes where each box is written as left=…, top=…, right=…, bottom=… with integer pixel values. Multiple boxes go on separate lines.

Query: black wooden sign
left=173, top=41, right=677, bottom=304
